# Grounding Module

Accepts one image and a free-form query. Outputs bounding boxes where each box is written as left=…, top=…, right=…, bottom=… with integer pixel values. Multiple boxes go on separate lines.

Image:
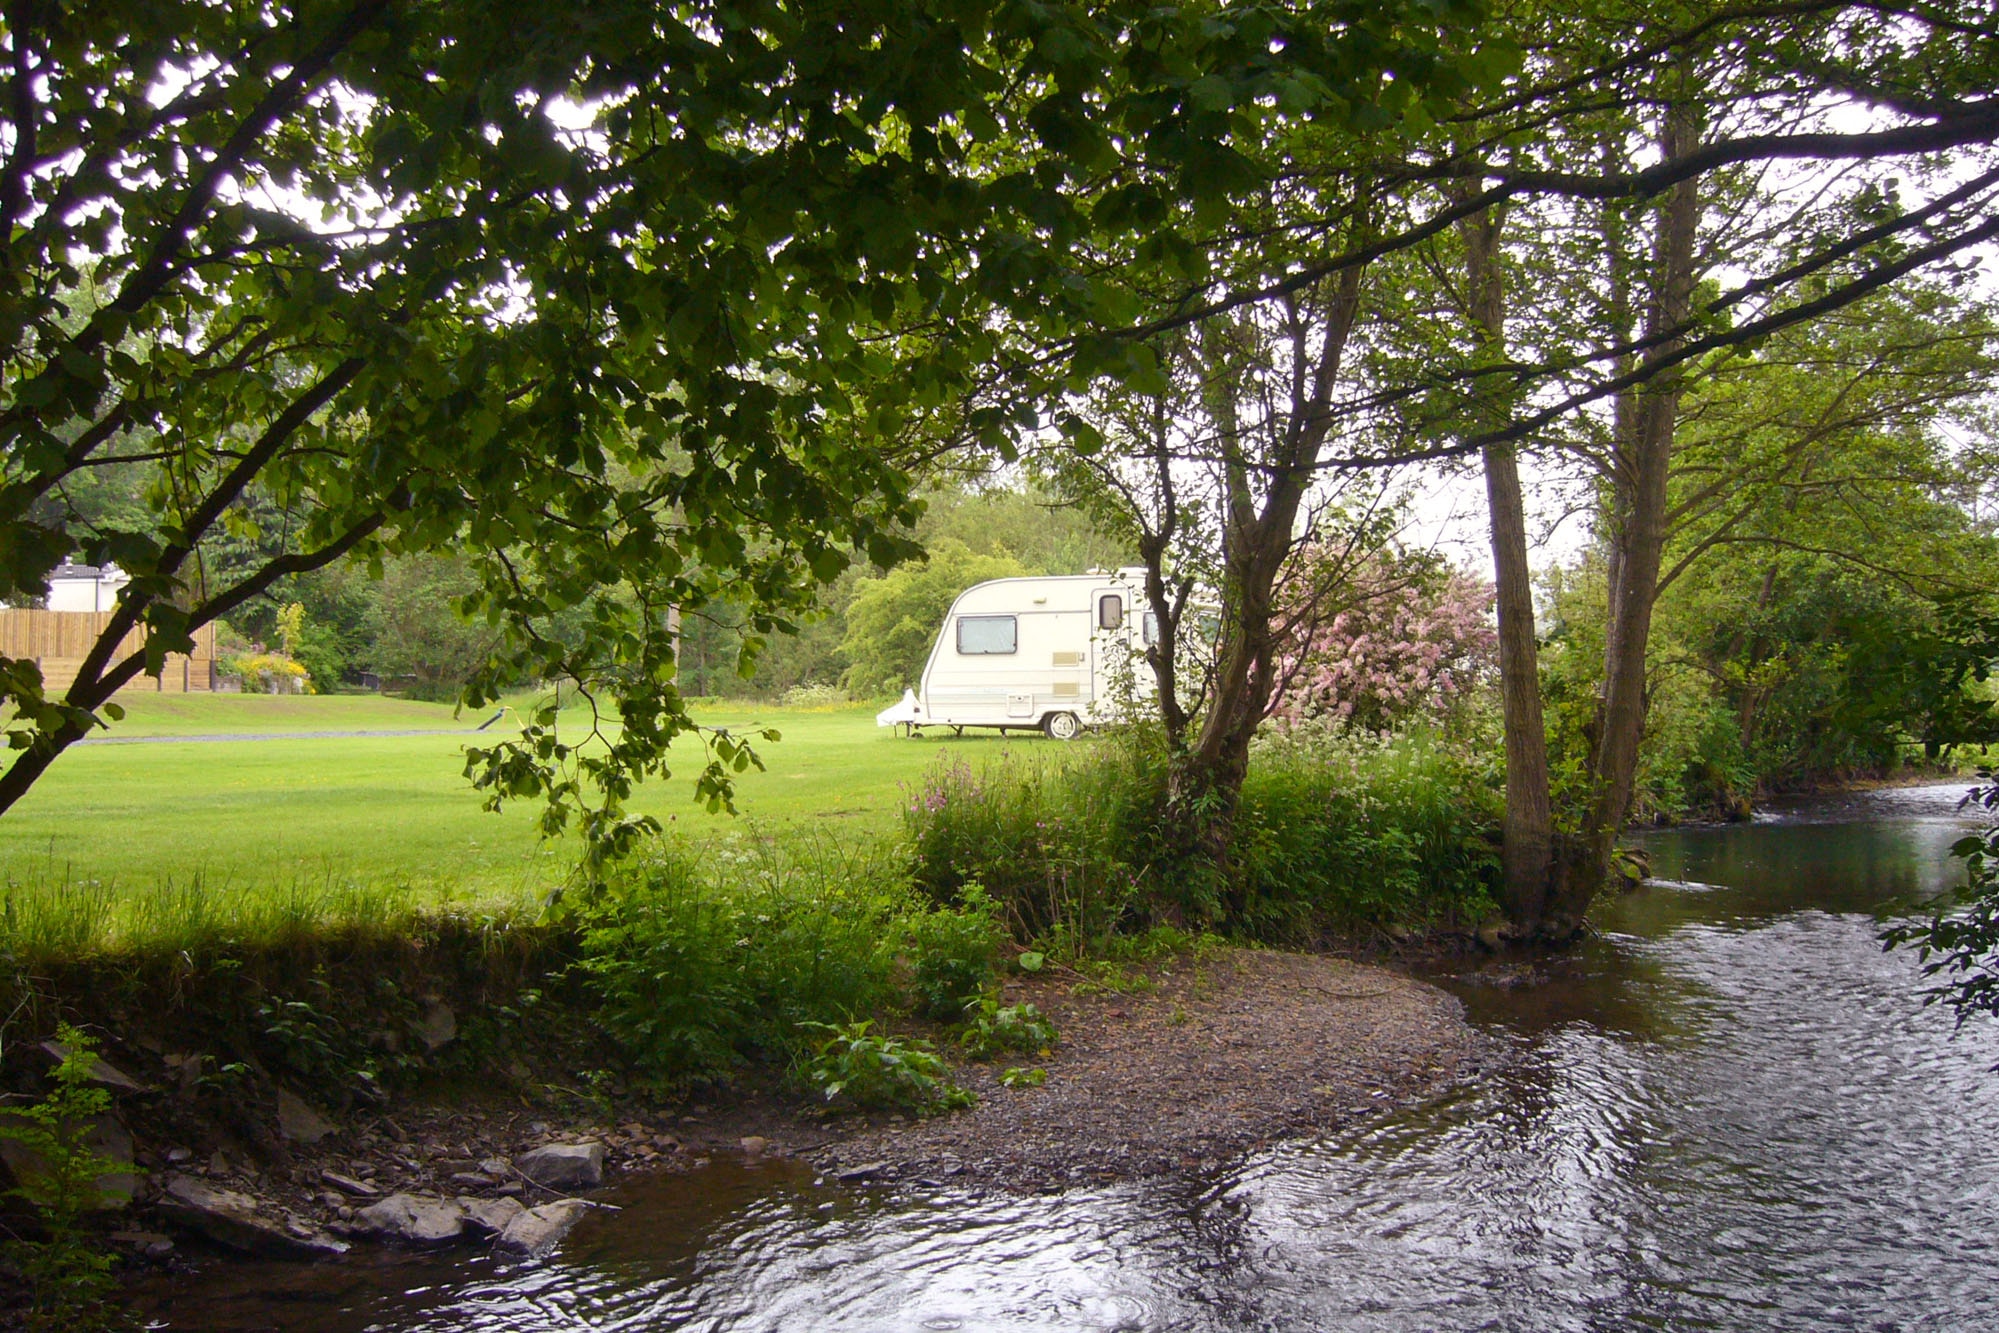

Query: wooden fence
left=0, top=609, right=217, bottom=696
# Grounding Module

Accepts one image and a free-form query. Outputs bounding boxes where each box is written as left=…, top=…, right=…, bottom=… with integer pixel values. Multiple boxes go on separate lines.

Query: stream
left=134, top=782, right=1999, bottom=1331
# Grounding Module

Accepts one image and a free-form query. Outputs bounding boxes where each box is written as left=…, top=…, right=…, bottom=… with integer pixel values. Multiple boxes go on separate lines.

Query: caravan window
left=956, top=615, right=1017, bottom=655
left=1142, top=611, right=1160, bottom=647
left=1097, top=594, right=1124, bottom=631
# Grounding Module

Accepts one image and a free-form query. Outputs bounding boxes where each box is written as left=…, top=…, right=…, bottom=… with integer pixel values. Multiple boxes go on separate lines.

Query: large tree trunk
left=1466, top=98, right=1703, bottom=941
left=1545, top=100, right=1705, bottom=934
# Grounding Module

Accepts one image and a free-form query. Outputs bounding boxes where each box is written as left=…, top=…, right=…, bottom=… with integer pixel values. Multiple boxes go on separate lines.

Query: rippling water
left=135, top=784, right=1999, bottom=1331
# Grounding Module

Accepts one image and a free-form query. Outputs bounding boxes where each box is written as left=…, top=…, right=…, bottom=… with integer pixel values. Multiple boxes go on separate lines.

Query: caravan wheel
left=1043, top=711, right=1082, bottom=741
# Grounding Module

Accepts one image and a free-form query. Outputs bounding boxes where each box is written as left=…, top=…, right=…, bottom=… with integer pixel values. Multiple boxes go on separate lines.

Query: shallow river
left=138, top=783, right=1999, bottom=1331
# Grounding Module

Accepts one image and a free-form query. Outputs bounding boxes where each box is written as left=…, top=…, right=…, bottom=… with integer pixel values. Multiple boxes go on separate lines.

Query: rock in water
left=355, top=1193, right=468, bottom=1245
left=156, top=1176, right=349, bottom=1257
left=496, top=1199, right=590, bottom=1257
left=515, top=1141, right=605, bottom=1190
left=458, top=1195, right=526, bottom=1236
left=276, top=1088, right=338, bottom=1144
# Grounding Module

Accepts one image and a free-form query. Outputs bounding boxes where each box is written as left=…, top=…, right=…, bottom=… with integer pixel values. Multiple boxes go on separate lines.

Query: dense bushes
left=572, top=835, right=1007, bottom=1084
left=905, top=740, right=1161, bottom=941
left=574, top=840, right=896, bottom=1083
left=904, top=725, right=1500, bottom=947
left=1230, top=727, right=1502, bottom=936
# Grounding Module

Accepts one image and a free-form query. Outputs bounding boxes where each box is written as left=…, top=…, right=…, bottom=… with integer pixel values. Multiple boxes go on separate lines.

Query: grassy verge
left=0, top=698, right=1075, bottom=953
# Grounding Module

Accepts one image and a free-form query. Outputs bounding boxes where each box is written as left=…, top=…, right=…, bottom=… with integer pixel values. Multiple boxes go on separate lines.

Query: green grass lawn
left=86, top=690, right=492, bottom=736
left=0, top=695, right=1067, bottom=926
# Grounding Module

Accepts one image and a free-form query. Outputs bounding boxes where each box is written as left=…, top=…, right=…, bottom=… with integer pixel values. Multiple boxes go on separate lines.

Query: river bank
left=0, top=943, right=1485, bottom=1319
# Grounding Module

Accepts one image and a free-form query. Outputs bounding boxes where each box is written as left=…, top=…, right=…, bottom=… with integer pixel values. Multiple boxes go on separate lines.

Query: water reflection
left=135, top=784, right=1999, bottom=1331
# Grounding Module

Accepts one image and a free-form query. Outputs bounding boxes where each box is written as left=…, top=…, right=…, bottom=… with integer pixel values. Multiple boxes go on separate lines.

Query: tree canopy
left=0, top=0, right=1499, bottom=853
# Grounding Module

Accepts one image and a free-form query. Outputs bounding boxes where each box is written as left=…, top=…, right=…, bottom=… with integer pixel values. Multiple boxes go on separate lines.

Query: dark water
left=135, top=784, right=1999, bottom=1331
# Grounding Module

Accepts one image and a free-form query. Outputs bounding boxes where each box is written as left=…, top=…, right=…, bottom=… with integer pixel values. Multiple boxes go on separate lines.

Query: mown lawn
left=0, top=694, right=1063, bottom=909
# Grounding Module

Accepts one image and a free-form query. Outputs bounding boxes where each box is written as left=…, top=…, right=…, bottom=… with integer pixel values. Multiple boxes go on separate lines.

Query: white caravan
left=875, top=570, right=1154, bottom=739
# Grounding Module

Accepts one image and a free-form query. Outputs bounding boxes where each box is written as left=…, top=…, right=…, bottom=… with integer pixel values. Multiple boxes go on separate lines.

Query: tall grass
left=0, top=868, right=539, bottom=970
left=903, top=723, right=1501, bottom=946
left=1232, top=726, right=1502, bottom=937
left=903, top=737, right=1158, bottom=941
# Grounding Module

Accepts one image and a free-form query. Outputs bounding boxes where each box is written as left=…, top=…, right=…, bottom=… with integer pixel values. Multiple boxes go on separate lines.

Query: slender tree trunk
left=1158, top=269, right=1365, bottom=882
left=1460, top=204, right=1559, bottom=933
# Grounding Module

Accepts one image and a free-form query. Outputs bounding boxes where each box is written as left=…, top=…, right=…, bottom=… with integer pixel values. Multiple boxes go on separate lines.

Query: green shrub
left=904, top=725, right=1499, bottom=944
left=902, top=882, right=1003, bottom=1020
left=0, top=1027, right=132, bottom=1330
left=1233, top=726, right=1501, bottom=936
left=957, top=997, right=1058, bottom=1060
left=574, top=837, right=905, bottom=1084
left=904, top=741, right=1156, bottom=942
left=800, top=1020, right=974, bottom=1115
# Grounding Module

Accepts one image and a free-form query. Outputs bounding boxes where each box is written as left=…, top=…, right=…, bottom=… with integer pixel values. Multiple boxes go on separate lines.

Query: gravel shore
left=810, top=946, right=1487, bottom=1189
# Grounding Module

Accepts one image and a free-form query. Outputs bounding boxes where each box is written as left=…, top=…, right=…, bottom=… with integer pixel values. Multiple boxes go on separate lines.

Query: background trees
left=840, top=539, right=1028, bottom=698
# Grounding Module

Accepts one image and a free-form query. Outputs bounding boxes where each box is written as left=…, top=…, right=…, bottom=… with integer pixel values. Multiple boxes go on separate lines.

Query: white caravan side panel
left=902, top=575, right=1146, bottom=732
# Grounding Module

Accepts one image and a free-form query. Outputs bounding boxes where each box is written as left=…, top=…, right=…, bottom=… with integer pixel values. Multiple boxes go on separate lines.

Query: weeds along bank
left=906, top=726, right=1501, bottom=945
left=0, top=726, right=1499, bottom=1103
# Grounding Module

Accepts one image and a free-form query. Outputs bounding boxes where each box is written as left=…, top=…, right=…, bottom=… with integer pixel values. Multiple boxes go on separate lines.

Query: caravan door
left=1087, top=586, right=1134, bottom=720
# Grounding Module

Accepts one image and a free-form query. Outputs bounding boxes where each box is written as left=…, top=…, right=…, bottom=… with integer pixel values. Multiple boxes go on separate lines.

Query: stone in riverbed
left=495, top=1199, right=590, bottom=1257
left=834, top=1161, right=889, bottom=1184
left=515, top=1141, right=604, bottom=1191
left=321, top=1169, right=379, bottom=1197
left=156, top=1175, right=349, bottom=1257
left=355, top=1193, right=467, bottom=1245
left=458, top=1195, right=525, bottom=1236
left=109, top=1230, right=174, bottom=1259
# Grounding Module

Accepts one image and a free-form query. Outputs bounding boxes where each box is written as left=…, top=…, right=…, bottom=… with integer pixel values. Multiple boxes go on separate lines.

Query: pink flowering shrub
left=1271, top=549, right=1498, bottom=733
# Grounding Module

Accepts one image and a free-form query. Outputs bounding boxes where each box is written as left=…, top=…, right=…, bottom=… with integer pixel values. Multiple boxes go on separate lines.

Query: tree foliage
left=841, top=538, right=1027, bottom=698
left=0, top=0, right=1498, bottom=857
